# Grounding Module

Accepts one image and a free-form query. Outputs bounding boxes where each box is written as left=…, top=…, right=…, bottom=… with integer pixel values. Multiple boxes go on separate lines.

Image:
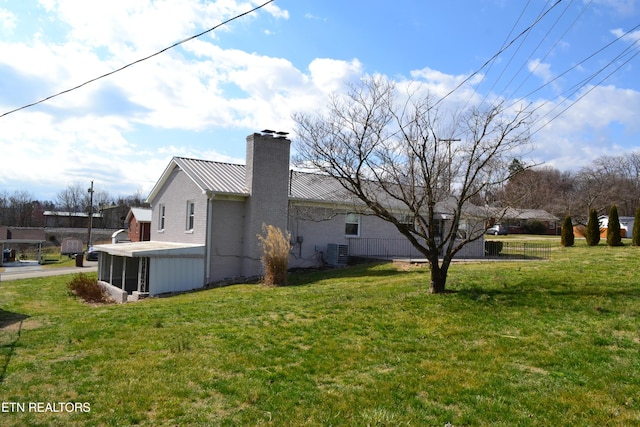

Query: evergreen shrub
left=561, top=215, right=574, bottom=247
left=606, top=205, right=623, bottom=247
left=586, top=208, right=600, bottom=246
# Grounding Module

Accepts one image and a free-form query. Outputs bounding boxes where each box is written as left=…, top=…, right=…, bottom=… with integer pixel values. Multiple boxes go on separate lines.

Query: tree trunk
left=428, top=260, right=448, bottom=294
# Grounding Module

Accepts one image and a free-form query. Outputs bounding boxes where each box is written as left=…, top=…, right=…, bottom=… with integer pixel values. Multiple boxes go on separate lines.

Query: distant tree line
left=2, top=152, right=639, bottom=229
left=0, top=182, right=149, bottom=228
left=489, top=152, right=640, bottom=222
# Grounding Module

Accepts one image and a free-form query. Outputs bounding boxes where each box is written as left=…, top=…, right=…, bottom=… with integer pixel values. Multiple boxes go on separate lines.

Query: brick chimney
left=242, top=131, right=291, bottom=277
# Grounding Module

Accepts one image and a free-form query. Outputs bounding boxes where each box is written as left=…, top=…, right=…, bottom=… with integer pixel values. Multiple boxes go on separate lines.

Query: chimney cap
left=261, top=129, right=275, bottom=134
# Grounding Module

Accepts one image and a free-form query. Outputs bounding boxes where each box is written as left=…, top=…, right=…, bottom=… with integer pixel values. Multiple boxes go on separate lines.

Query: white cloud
left=590, top=0, right=637, bottom=15
left=528, top=59, right=554, bottom=84
left=308, top=58, right=362, bottom=93
left=529, top=83, right=640, bottom=168
left=35, top=0, right=286, bottom=54
left=0, top=8, right=17, bottom=32
left=1, top=0, right=639, bottom=200
left=610, top=27, right=640, bottom=44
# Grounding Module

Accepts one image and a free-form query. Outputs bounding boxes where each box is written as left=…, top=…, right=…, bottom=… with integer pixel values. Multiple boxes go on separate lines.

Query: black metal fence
left=348, top=238, right=425, bottom=259
left=484, top=240, right=552, bottom=259
left=348, top=238, right=552, bottom=260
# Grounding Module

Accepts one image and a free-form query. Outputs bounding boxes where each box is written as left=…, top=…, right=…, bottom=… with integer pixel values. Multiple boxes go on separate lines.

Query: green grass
left=0, top=239, right=639, bottom=426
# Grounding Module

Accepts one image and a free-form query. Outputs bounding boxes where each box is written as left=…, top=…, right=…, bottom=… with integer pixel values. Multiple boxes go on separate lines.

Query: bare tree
left=293, top=76, right=532, bottom=293
left=56, top=182, right=89, bottom=227
left=6, top=190, right=36, bottom=226
left=501, top=166, right=575, bottom=218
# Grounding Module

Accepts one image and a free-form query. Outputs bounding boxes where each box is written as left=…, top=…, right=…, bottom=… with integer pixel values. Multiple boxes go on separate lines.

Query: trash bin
left=75, top=253, right=84, bottom=267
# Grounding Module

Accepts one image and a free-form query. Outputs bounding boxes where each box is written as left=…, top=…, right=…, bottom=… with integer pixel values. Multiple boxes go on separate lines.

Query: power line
left=530, top=38, right=640, bottom=137
left=432, top=0, right=563, bottom=109
left=508, top=22, right=640, bottom=113
left=0, top=0, right=275, bottom=119
left=495, top=0, right=582, bottom=102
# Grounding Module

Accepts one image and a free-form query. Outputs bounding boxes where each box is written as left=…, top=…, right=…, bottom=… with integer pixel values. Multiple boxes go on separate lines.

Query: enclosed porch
left=94, top=241, right=205, bottom=302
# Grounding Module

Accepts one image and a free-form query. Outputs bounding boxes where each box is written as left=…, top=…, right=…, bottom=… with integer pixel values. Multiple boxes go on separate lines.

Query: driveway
left=0, top=260, right=98, bottom=282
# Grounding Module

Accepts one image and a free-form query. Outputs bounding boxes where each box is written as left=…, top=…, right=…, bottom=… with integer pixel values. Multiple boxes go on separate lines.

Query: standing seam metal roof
left=173, top=157, right=249, bottom=195
left=164, top=157, right=475, bottom=215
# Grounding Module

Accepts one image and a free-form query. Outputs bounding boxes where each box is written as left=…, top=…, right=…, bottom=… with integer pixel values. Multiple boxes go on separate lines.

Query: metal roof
left=289, top=171, right=359, bottom=204
left=0, top=226, right=46, bottom=243
left=126, top=207, right=152, bottom=223
left=147, top=156, right=481, bottom=215
left=174, top=157, right=248, bottom=196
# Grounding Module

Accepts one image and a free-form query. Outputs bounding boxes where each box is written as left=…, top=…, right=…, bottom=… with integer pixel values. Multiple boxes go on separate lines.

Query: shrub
left=586, top=208, right=601, bottom=246
left=606, top=205, right=623, bottom=247
left=561, top=215, right=574, bottom=247
left=523, top=220, right=547, bottom=235
left=257, top=224, right=291, bottom=286
left=485, top=241, right=504, bottom=256
left=68, top=273, right=110, bottom=303
left=633, top=207, right=640, bottom=247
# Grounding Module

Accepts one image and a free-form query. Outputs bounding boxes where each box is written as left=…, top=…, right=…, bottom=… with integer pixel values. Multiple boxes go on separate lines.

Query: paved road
left=0, top=261, right=98, bottom=282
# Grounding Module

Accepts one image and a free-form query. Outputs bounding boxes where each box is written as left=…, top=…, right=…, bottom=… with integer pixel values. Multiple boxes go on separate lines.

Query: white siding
left=149, top=257, right=204, bottom=296
left=150, top=167, right=208, bottom=244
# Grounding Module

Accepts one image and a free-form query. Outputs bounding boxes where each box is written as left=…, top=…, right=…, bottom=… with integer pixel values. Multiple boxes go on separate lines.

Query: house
left=598, top=215, right=635, bottom=238
left=487, top=207, right=559, bottom=235
left=94, top=132, right=486, bottom=301
left=125, top=208, right=152, bottom=242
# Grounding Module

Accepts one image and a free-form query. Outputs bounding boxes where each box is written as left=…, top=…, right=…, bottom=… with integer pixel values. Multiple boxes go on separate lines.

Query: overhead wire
left=483, top=0, right=553, bottom=103
left=529, top=37, right=640, bottom=137
left=507, top=22, right=640, bottom=113
left=460, top=0, right=533, bottom=111
left=0, top=0, right=275, bottom=119
left=449, top=0, right=639, bottom=143
left=495, top=0, right=579, bottom=102
left=432, top=0, right=564, bottom=109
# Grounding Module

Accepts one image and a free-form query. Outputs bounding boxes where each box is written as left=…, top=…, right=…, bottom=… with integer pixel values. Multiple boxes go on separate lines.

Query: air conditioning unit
left=326, top=244, right=349, bottom=267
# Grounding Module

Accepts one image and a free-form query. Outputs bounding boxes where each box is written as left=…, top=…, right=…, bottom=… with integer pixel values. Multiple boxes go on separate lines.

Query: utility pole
left=87, top=180, right=94, bottom=250
left=438, top=138, right=461, bottom=193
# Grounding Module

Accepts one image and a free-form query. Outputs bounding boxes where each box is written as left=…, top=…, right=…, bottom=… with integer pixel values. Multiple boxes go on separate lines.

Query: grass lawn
left=0, top=239, right=639, bottom=426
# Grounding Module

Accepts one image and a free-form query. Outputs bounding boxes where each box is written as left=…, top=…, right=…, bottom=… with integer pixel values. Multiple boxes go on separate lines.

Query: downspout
left=121, top=257, right=126, bottom=291
left=204, top=191, right=215, bottom=286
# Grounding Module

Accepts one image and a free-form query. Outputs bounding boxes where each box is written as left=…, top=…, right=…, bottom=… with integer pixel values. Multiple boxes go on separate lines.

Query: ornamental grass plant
left=257, top=223, right=291, bottom=286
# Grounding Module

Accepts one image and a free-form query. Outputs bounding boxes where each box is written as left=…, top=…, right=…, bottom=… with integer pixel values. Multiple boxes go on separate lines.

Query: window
left=345, top=213, right=360, bottom=236
left=158, top=204, right=165, bottom=231
left=398, top=214, right=415, bottom=229
left=456, top=220, right=468, bottom=239
left=186, top=201, right=195, bottom=231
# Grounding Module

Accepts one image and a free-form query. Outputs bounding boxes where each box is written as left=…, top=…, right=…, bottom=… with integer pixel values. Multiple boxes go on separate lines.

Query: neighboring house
left=488, top=207, right=559, bottom=235
left=126, top=208, right=152, bottom=242
left=95, top=132, right=486, bottom=301
left=598, top=215, right=635, bottom=238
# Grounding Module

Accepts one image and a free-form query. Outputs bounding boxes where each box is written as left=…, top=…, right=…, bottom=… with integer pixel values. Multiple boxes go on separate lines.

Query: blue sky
left=1, top=0, right=639, bottom=201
